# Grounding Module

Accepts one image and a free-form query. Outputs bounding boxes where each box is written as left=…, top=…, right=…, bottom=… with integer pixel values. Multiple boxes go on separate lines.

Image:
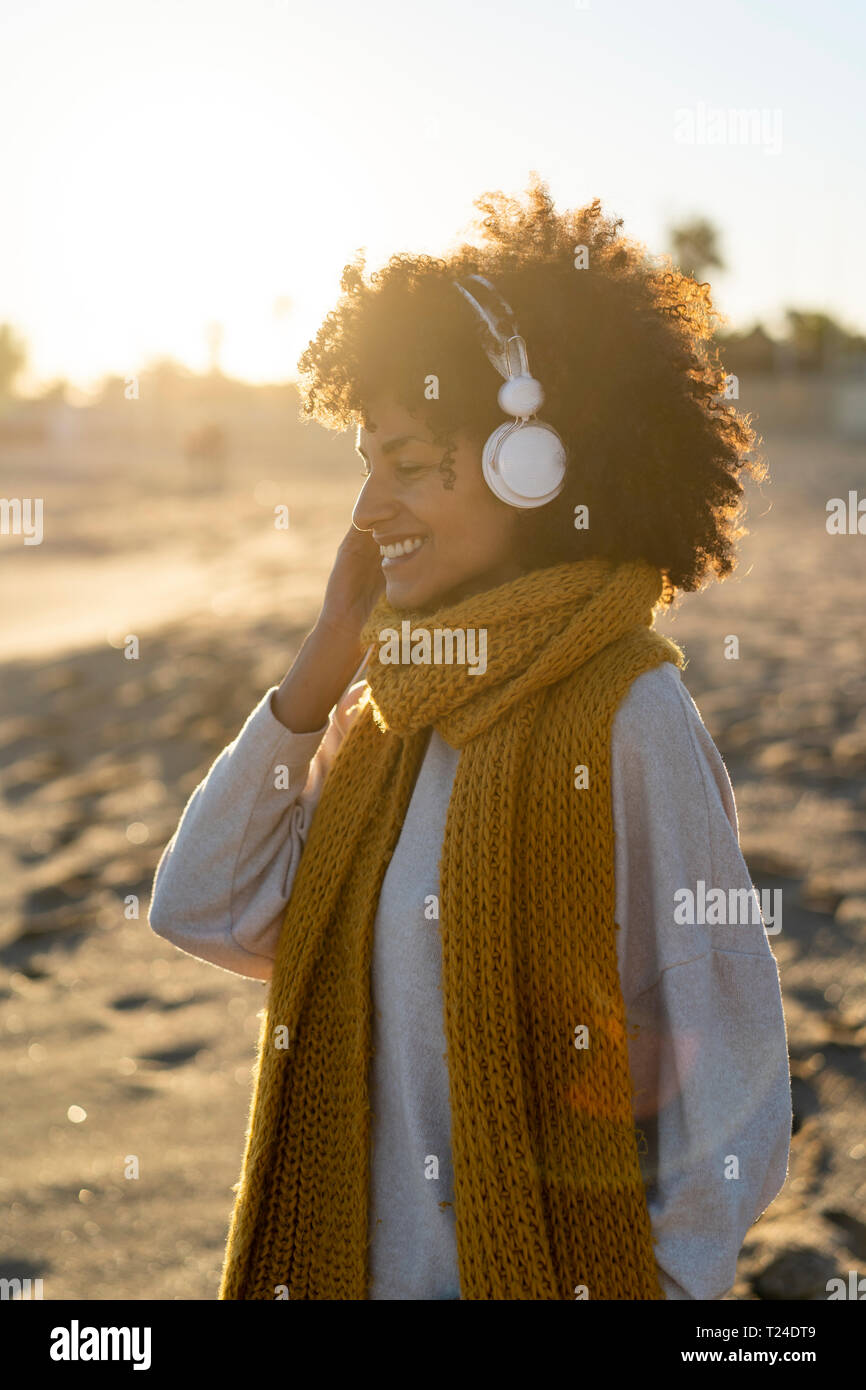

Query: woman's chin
left=384, top=563, right=501, bottom=614
left=385, top=574, right=435, bottom=613
left=384, top=566, right=463, bottom=615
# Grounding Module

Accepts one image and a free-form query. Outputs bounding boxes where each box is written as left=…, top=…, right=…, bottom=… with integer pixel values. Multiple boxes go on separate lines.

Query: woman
left=149, top=179, right=792, bottom=1300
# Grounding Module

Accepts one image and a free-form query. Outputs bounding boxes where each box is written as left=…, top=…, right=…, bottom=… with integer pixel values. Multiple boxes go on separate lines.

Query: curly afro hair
left=296, top=173, right=765, bottom=607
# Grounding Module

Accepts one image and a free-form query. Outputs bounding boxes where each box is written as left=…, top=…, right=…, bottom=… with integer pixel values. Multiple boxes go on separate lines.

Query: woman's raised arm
left=148, top=523, right=385, bottom=980
left=147, top=658, right=370, bottom=981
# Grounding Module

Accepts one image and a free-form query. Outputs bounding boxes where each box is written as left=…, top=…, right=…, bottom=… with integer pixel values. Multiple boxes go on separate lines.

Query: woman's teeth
left=380, top=536, right=426, bottom=565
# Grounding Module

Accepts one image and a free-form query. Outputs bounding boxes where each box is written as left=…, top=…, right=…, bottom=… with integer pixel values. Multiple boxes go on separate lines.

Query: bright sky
left=1, top=0, right=863, bottom=392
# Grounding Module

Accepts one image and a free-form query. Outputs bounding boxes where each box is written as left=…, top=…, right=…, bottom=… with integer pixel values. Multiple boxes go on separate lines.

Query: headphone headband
left=452, top=275, right=519, bottom=380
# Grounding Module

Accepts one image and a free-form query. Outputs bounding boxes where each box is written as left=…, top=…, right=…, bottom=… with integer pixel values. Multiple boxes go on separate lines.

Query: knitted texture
left=218, top=557, right=686, bottom=1300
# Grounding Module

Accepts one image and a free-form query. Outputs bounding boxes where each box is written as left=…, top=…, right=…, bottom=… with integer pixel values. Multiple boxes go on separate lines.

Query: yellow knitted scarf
left=219, top=556, right=686, bottom=1300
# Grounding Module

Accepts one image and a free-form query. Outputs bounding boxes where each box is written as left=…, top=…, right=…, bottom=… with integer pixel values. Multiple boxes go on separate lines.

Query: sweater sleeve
left=611, top=663, right=792, bottom=1301
left=147, top=672, right=369, bottom=981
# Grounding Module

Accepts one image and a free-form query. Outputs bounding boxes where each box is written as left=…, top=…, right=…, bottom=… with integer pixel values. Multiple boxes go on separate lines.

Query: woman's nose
left=352, top=473, right=398, bottom=532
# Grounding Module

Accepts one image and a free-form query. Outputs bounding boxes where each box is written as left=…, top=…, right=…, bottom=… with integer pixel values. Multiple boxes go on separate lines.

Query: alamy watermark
left=49, top=1321, right=151, bottom=1370
left=0, top=1276, right=44, bottom=1299
left=0, top=497, right=43, bottom=545
left=377, top=622, right=487, bottom=676
left=674, top=103, right=783, bottom=156
left=827, top=1271, right=866, bottom=1299
left=674, top=880, right=782, bottom=934
left=826, top=491, right=866, bottom=534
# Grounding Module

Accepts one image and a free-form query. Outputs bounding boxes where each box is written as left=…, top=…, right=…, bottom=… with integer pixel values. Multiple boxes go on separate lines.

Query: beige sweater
left=149, top=660, right=792, bottom=1300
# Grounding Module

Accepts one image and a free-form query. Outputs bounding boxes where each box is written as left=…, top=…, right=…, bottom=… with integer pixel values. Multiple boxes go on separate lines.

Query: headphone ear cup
left=482, top=421, right=567, bottom=509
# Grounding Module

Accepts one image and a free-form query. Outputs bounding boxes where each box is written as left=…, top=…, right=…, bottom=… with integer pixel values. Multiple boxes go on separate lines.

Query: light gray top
left=148, top=661, right=792, bottom=1300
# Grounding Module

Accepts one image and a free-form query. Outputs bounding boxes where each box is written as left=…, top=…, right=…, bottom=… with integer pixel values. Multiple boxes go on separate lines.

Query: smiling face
left=352, top=397, right=526, bottom=612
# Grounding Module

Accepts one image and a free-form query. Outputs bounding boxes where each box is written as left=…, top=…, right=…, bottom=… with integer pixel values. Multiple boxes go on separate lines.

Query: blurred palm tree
left=784, top=310, right=866, bottom=372
left=668, top=217, right=725, bottom=283
left=0, top=323, right=27, bottom=400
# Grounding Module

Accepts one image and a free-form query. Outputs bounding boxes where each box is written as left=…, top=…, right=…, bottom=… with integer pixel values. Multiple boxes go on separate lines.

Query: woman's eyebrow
left=355, top=434, right=435, bottom=462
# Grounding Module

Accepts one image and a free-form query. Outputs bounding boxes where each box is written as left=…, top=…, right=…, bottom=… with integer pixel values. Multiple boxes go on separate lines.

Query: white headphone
left=452, top=273, right=567, bottom=509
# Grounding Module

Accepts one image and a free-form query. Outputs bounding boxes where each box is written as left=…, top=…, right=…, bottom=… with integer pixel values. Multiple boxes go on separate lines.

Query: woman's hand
left=318, top=524, right=386, bottom=643
left=270, top=525, right=384, bottom=734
